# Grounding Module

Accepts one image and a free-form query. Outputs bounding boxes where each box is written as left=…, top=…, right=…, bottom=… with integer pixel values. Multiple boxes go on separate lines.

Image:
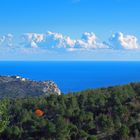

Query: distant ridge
left=0, top=75, right=61, bottom=98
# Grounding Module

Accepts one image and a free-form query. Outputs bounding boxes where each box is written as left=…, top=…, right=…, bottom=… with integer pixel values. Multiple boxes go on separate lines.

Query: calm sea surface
left=0, top=61, right=140, bottom=93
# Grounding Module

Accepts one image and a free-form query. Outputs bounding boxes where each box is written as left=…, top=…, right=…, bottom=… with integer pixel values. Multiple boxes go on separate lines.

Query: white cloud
left=20, top=31, right=108, bottom=50
left=0, top=31, right=140, bottom=60
left=0, top=31, right=139, bottom=52
left=21, top=33, right=45, bottom=48
left=21, top=32, right=76, bottom=49
left=82, top=32, right=97, bottom=44
left=109, top=32, right=139, bottom=50
left=0, top=36, right=5, bottom=44
left=0, top=34, right=14, bottom=47
left=22, top=33, right=45, bottom=43
left=45, top=31, right=76, bottom=49
left=75, top=32, right=108, bottom=49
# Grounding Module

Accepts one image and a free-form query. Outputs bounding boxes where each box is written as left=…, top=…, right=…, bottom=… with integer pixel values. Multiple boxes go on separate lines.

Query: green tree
left=0, top=100, right=9, bottom=133
left=4, top=126, right=21, bottom=139
left=97, top=114, right=114, bottom=131
left=68, top=124, right=78, bottom=140
left=119, top=125, right=129, bottom=139
left=79, top=129, right=88, bottom=140
left=88, top=135, right=97, bottom=140
left=55, top=116, right=69, bottom=140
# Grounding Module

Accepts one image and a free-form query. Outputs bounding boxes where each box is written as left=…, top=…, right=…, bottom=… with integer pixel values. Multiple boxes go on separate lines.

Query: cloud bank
left=0, top=31, right=140, bottom=60
left=0, top=31, right=139, bottom=50
left=109, top=32, right=139, bottom=50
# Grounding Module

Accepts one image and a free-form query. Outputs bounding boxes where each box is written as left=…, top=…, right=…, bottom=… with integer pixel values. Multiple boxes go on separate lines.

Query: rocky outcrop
left=0, top=76, right=61, bottom=98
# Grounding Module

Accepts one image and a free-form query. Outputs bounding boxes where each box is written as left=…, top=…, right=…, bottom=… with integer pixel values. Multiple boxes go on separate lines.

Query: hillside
left=0, top=82, right=140, bottom=139
left=0, top=76, right=61, bottom=98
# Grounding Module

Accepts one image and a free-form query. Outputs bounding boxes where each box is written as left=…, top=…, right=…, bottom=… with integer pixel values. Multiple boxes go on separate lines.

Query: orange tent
left=35, top=109, right=44, bottom=117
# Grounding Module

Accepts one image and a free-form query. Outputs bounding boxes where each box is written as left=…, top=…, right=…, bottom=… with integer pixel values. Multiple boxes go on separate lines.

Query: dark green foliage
left=119, top=125, right=130, bottom=139
left=0, top=83, right=140, bottom=139
left=0, top=100, right=9, bottom=133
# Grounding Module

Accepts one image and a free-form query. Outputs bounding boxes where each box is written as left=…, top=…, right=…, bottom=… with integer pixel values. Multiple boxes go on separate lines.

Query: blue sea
left=0, top=61, right=140, bottom=93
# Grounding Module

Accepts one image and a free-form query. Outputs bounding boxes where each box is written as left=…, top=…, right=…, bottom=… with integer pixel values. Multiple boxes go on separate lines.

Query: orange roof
left=35, top=109, right=44, bottom=117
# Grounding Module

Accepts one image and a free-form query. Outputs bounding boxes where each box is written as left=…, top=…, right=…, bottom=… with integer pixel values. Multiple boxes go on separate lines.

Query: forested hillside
left=0, top=83, right=140, bottom=140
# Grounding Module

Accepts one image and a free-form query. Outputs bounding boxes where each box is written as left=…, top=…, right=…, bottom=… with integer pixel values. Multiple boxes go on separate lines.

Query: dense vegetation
left=0, top=83, right=140, bottom=140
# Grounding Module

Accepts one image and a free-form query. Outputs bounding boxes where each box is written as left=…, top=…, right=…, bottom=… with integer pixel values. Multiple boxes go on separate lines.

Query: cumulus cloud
left=0, top=34, right=14, bottom=47
left=74, top=32, right=108, bottom=50
left=0, top=31, right=140, bottom=60
left=21, top=33, right=45, bottom=48
left=21, top=31, right=76, bottom=50
left=109, top=32, right=139, bottom=50
left=0, top=31, right=139, bottom=53
left=40, top=31, right=107, bottom=51
left=45, top=31, right=76, bottom=49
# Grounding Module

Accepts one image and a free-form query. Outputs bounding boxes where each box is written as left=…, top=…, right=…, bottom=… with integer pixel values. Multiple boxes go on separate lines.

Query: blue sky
left=0, top=0, right=139, bottom=38
left=0, top=0, right=140, bottom=60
